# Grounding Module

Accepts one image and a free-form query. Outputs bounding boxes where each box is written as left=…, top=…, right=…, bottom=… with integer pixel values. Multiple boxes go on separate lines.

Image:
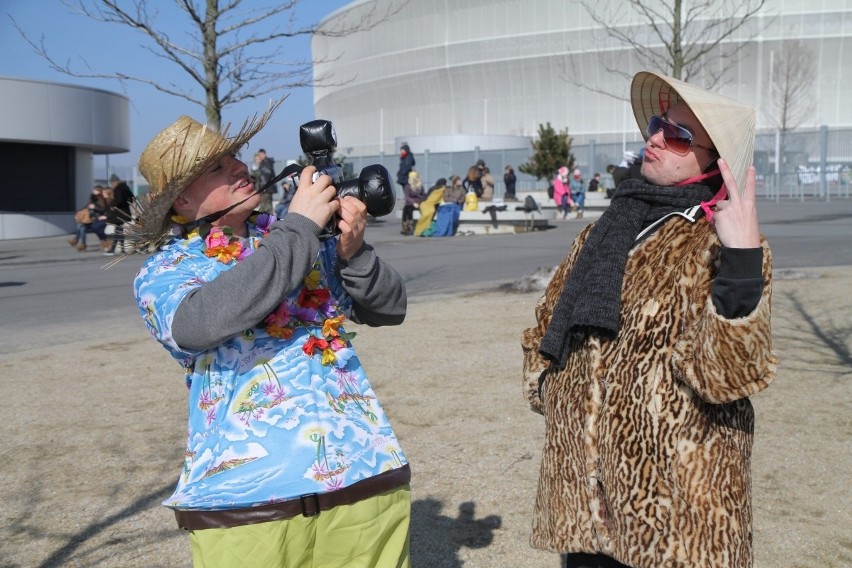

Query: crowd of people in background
left=397, top=156, right=513, bottom=237
left=76, top=145, right=643, bottom=251
left=387, top=145, right=646, bottom=236
left=249, top=149, right=277, bottom=213
left=68, top=174, right=135, bottom=255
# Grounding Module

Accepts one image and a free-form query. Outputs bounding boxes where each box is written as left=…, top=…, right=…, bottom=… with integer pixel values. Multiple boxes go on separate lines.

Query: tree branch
left=568, top=0, right=772, bottom=94
left=13, top=0, right=410, bottom=128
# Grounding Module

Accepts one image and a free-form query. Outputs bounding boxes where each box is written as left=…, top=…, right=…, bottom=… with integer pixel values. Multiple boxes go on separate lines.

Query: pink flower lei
left=172, top=212, right=355, bottom=366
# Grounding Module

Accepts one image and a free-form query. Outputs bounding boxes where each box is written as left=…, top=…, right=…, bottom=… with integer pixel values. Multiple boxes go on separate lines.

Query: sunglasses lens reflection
left=647, top=116, right=692, bottom=154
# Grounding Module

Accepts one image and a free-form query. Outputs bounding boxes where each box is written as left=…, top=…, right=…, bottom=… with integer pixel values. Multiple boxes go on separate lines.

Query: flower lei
left=172, top=212, right=356, bottom=367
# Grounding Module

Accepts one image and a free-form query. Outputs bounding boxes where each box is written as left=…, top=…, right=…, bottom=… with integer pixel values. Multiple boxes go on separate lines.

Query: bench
left=396, top=202, right=552, bottom=234
left=393, top=191, right=611, bottom=235
left=519, top=191, right=611, bottom=216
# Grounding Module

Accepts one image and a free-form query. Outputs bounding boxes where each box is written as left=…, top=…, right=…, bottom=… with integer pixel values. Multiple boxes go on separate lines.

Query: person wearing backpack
left=69, top=185, right=110, bottom=252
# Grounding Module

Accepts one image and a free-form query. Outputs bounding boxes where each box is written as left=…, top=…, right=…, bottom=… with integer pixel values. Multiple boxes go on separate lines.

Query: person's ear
left=173, top=194, right=191, bottom=214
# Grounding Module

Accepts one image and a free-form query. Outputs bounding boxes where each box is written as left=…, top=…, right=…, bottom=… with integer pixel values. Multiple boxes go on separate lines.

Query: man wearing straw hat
left=522, top=71, right=776, bottom=567
left=129, top=105, right=411, bottom=567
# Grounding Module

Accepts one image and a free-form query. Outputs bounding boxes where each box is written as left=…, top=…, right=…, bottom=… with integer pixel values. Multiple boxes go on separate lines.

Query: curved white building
left=0, top=77, right=130, bottom=239
left=313, top=0, right=851, bottom=167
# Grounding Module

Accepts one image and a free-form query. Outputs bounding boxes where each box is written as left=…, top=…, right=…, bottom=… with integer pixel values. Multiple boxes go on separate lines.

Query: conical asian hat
left=631, top=71, right=755, bottom=193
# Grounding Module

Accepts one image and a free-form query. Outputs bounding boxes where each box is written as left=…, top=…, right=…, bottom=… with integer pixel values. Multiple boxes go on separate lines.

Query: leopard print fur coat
left=522, top=216, right=776, bottom=568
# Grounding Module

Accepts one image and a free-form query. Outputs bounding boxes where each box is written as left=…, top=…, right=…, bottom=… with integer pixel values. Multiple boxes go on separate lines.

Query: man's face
left=175, top=154, right=259, bottom=224
left=640, top=102, right=716, bottom=187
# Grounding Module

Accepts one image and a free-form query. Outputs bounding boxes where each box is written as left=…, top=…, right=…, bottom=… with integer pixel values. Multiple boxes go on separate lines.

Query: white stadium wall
left=312, top=0, right=852, bottom=158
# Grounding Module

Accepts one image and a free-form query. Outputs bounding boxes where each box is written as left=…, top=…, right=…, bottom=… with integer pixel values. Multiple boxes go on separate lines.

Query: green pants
left=190, top=486, right=411, bottom=568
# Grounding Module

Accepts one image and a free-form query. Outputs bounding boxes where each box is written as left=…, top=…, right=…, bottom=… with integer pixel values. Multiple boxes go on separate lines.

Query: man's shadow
left=410, top=498, right=502, bottom=567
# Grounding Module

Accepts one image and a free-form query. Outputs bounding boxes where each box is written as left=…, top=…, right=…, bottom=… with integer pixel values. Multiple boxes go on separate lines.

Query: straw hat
left=630, top=71, right=755, bottom=193
left=128, top=99, right=283, bottom=249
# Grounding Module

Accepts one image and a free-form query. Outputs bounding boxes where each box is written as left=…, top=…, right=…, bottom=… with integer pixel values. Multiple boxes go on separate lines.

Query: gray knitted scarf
left=538, top=178, right=716, bottom=369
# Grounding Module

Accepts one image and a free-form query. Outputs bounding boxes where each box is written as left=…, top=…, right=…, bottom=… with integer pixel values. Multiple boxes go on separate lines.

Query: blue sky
left=1, top=0, right=353, bottom=168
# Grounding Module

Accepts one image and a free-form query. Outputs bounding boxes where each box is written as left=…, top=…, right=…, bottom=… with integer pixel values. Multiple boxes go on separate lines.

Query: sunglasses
left=646, top=115, right=715, bottom=156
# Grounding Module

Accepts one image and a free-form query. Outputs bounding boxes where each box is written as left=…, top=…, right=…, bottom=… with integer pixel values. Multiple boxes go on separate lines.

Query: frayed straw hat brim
left=631, top=71, right=755, bottom=194
left=125, top=98, right=284, bottom=250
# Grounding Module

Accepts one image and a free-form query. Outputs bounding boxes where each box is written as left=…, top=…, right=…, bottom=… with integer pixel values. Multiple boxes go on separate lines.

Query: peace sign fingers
left=712, top=159, right=761, bottom=249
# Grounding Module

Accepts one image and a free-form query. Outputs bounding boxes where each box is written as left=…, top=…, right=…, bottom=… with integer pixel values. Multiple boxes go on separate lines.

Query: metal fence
left=343, top=126, right=852, bottom=202
left=752, top=127, right=852, bottom=201
left=98, top=127, right=851, bottom=202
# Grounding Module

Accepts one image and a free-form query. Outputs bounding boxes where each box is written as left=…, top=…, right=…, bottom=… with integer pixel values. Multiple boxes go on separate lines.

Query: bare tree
left=565, top=0, right=769, bottom=97
left=767, top=40, right=817, bottom=135
left=765, top=40, right=817, bottom=177
left=11, top=0, right=405, bottom=130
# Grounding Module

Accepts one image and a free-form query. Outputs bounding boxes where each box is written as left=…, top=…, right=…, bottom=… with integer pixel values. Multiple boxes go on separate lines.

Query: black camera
left=288, top=119, right=396, bottom=238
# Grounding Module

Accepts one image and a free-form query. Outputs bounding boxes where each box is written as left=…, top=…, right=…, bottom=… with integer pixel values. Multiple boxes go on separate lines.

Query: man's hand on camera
left=336, top=196, right=367, bottom=260
left=288, top=166, right=339, bottom=229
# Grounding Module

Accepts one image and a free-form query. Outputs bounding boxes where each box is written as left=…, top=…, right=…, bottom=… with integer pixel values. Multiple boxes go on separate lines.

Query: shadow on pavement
left=410, top=498, right=502, bottom=567
left=34, top=483, right=175, bottom=568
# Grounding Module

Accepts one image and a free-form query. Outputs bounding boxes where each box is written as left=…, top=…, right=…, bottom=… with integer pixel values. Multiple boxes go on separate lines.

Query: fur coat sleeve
left=671, top=238, right=776, bottom=403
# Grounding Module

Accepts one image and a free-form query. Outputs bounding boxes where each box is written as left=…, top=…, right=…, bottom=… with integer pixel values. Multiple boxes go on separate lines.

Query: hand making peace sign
left=711, top=158, right=761, bottom=249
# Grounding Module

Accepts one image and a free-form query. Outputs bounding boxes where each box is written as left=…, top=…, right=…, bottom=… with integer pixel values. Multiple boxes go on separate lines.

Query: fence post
left=381, top=151, right=395, bottom=200
left=589, top=139, right=596, bottom=180
left=773, top=129, right=781, bottom=203
left=500, top=148, right=506, bottom=198
left=820, top=125, right=829, bottom=202
left=424, top=149, right=430, bottom=187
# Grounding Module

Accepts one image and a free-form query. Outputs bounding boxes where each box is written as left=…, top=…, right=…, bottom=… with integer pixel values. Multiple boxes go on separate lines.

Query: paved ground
left=0, top=197, right=850, bottom=567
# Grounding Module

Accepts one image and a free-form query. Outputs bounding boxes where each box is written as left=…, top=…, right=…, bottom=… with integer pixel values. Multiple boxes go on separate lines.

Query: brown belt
left=174, top=464, right=411, bottom=531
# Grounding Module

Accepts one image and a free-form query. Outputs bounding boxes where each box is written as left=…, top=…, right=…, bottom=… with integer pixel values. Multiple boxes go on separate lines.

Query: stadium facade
left=312, top=0, right=851, bottom=190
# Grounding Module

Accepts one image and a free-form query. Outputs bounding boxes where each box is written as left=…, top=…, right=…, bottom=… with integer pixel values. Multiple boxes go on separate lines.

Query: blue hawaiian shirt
left=133, top=221, right=407, bottom=511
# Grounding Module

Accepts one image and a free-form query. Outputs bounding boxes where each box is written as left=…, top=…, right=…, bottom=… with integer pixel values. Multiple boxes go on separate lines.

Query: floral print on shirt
left=134, top=219, right=407, bottom=510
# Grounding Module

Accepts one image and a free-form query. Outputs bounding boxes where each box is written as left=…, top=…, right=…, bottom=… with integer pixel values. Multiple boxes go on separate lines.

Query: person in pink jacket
left=552, top=166, right=574, bottom=219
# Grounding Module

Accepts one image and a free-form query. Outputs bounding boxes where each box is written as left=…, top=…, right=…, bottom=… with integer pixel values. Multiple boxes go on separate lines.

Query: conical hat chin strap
left=675, top=169, right=726, bottom=223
